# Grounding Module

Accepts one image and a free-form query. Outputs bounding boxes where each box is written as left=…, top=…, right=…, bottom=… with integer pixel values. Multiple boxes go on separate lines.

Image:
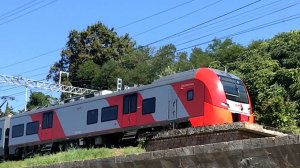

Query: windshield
left=219, top=76, right=249, bottom=104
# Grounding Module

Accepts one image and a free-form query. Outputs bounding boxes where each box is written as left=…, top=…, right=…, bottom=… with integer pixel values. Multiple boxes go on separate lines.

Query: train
left=0, top=68, right=254, bottom=159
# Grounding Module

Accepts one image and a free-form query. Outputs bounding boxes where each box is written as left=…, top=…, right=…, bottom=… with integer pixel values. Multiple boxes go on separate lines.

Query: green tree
left=121, top=47, right=154, bottom=86
left=266, top=30, right=300, bottom=69
left=174, top=52, right=192, bottom=72
left=206, top=38, right=245, bottom=70
left=0, top=107, right=4, bottom=117
left=27, top=92, right=52, bottom=111
left=48, top=22, right=135, bottom=90
left=151, top=44, right=177, bottom=77
left=189, top=48, right=214, bottom=68
left=4, top=102, right=13, bottom=116
left=232, top=34, right=300, bottom=129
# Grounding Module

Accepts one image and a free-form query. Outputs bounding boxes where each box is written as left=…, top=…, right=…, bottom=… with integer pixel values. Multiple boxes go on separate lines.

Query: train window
left=187, top=90, right=194, bottom=101
left=87, top=109, right=98, bottom=125
left=0, top=128, right=2, bottom=140
left=101, top=106, right=118, bottom=122
left=142, top=97, right=156, bottom=115
left=220, top=76, right=249, bottom=104
left=26, top=121, right=39, bottom=135
left=12, top=124, right=24, bottom=138
left=123, top=93, right=137, bottom=114
left=42, top=111, right=53, bottom=129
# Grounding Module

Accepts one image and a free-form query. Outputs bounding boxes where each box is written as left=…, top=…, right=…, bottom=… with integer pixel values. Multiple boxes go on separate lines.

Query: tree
left=206, top=38, right=245, bottom=70
left=0, top=107, right=4, bottom=117
left=48, top=22, right=135, bottom=90
left=121, top=47, right=155, bottom=86
left=27, top=92, right=52, bottom=111
left=189, top=48, right=214, bottom=68
left=231, top=34, right=300, bottom=129
left=174, top=52, right=192, bottom=72
left=265, top=30, right=300, bottom=69
left=4, top=102, right=13, bottom=116
left=151, top=44, right=177, bottom=77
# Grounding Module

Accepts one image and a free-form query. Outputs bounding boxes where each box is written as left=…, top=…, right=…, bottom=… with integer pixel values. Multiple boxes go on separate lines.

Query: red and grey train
left=0, top=68, right=254, bottom=159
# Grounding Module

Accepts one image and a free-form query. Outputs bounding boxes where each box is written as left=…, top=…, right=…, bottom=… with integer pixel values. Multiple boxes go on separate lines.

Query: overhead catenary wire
left=175, top=2, right=299, bottom=46
left=0, top=0, right=49, bottom=22
left=116, top=0, right=196, bottom=29
left=0, top=0, right=40, bottom=18
left=169, top=0, right=287, bottom=43
left=21, top=64, right=53, bottom=75
left=176, top=13, right=300, bottom=51
left=0, top=48, right=60, bottom=70
left=143, top=0, right=262, bottom=47
left=132, top=0, right=224, bottom=37
left=0, top=0, right=58, bottom=26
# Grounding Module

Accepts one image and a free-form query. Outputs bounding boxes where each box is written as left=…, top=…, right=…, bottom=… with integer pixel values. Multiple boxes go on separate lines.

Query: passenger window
left=123, top=93, right=137, bottom=114
left=142, top=97, right=156, bottom=115
left=26, top=121, right=39, bottom=135
left=87, top=109, right=98, bottom=125
left=187, top=90, right=194, bottom=101
left=101, top=106, right=118, bottom=122
left=12, top=124, right=24, bottom=138
left=42, top=111, right=53, bottom=129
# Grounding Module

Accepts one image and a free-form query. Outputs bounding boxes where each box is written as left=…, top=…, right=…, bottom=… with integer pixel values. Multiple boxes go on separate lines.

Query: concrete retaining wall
left=36, top=135, right=300, bottom=168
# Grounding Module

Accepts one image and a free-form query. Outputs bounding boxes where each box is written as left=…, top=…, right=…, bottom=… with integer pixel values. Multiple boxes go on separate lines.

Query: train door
left=41, top=111, right=53, bottom=140
left=122, top=93, right=137, bottom=127
left=4, top=128, right=9, bottom=158
left=168, top=88, right=178, bottom=120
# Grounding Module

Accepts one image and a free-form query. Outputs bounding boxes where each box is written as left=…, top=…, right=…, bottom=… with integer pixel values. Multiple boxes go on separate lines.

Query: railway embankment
left=34, top=123, right=300, bottom=168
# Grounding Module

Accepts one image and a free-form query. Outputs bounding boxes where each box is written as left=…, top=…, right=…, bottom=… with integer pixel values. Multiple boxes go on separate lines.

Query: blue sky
left=0, top=0, right=299, bottom=111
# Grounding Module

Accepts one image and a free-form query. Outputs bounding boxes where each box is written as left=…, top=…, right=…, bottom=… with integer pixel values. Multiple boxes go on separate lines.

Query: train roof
left=211, top=69, right=240, bottom=80
left=10, top=68, right=241, bottom=119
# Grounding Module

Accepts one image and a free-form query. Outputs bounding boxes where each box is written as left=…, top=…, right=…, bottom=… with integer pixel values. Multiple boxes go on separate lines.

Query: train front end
left=194, top=68, right=254, bottom=126
left=218, top=73, right=254, bottom=123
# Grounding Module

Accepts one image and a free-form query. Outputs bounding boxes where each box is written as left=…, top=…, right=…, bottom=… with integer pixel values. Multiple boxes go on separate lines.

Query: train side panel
left=0, top=118, right=6, bottom=157
left=8, top=115, right=39, bottom=155
left=56, top=99, right=120, bottom=138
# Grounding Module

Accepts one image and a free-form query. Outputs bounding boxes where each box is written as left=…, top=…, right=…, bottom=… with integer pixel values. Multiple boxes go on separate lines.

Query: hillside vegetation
left=0, top=147, right=144, bottom=168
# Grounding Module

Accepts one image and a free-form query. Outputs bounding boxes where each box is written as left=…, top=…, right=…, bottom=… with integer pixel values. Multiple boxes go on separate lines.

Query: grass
left=0, top=147, right=145, bottom=168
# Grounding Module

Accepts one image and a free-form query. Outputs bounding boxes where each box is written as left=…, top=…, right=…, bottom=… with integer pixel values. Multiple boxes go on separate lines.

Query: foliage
left=0, top=102, right=14, bottom=117
left=26, top=92, right=56, bottom=111
left=227, top=31, right=300, bottom=129
left=48, top=22, right=135, bottom=89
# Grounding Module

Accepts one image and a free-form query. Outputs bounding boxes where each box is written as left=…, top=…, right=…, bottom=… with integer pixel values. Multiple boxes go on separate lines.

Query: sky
left=0, top=0, right=299, bottom=111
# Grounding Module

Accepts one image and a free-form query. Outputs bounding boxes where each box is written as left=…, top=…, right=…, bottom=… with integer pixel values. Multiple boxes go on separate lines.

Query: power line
left=176, top=2, right=299, bottom=46
left=0, top=0, right=48, bottom=22
left=169, top=0, right=286, bottom=43
left=28, top=72, right=48, bottom=78
left=0, top=0, right=58, bottom=26
left=21, top=64, right=52, bottom=75
left=143, top=0, right=262, bottom=47
left=177, top=14, right=300, bottom=51
left=132, top=0, right=224, bottom=37
left=116, top=0, right=196, bottom=29
left=13, top=103, right=26, bottom=110
left=0, top=0, right=39, bottom=18
left=0, top=48, right=60, bottom=70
